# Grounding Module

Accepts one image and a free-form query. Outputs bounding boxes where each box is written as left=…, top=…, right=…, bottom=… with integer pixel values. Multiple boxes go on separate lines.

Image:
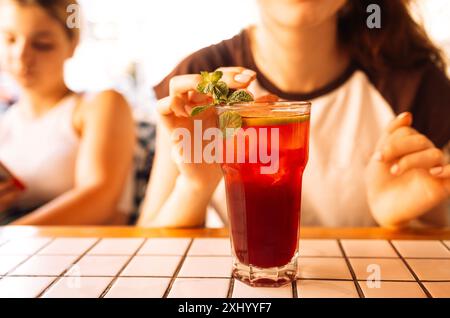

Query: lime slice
left=242, top=114, right=310, bottom=127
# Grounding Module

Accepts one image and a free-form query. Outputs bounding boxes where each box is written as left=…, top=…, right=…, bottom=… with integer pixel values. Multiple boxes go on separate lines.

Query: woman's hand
left=138, top=67, right=278, bottom=228
left=366, top=112, right=450, bottom=228
left=0, top=180, right=21, bottom=213
left=156, top=67, right=257, bottom=188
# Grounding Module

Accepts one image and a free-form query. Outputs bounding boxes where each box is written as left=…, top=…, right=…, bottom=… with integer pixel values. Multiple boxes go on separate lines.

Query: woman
left=139, top=0, right=450, bottom=228
left=0, top=0, right=136, bottom=225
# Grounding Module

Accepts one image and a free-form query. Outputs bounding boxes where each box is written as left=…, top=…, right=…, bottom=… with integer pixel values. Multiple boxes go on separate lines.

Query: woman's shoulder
left=78, top=90, right=130, bottom=113
left=75, top=90, right=133, bottom=130
left=154, top=29, right=250, bottom=99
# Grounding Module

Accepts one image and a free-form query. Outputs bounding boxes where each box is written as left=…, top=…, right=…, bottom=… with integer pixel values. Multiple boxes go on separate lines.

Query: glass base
left=232, top=256, right=298, bottom=288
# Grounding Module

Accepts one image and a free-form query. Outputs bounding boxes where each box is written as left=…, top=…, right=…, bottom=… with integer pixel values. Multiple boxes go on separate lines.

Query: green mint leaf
left=219, top=111, right=242, bottom=138
left=200, top=71, right=210, bottom=79
left=197, top=81, right=214, bottom=95
left=227, top=89, right=254, bottom=104
left=212, top=81, right=229, bottom=104
left=191, top=105, right=213, bottom=117
left=210, top=71, right=223, bottom=84
left=197, top=83, right=207, bottom=94
left=196, top=71, right=228, bottom=107
left=197, top=71, right=222, bottom=94
left=199, top=71, right=223, bottom=88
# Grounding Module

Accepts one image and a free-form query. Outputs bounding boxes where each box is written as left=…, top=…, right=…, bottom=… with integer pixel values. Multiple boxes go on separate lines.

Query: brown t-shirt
left=155, top=29, right=450, bottom=149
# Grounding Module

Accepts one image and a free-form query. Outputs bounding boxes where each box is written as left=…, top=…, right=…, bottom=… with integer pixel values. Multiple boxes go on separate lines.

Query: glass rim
left=215, top=101, right=311, bottom=114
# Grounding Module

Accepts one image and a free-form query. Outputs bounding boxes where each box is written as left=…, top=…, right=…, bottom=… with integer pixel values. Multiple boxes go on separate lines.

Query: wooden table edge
left=1, top=226, right=450, bottom=240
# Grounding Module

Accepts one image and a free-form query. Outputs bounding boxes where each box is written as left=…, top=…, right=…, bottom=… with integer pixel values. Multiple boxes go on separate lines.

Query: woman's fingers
left=216, top=67, right=257, bottom=89
left=216, top=67, right=256, bottom=78
left=381, top=134, right=434, bottom=162
left=188, top=90, right=213, bottom=106
left=390, top=148, right=445, bottom=176
left=169, top=74, right=202, bottom=97
left=158, top=92, right=213, bottom=117
left=430, top=164, right=450, bottom=179
left=156, top=96, right=175, bottom=116
left=429, top=165, right=450, bottom=196
left=375, top=113, right=420, bottom=161
left=216, top=66, right=247, bottom=73
left=376, top=113, right=413, bottom=155
left=169, top=69, right=256, bottom=96
left=390, top=126, right=418, bottom=140
left=386, top=112, right=413, bottom=134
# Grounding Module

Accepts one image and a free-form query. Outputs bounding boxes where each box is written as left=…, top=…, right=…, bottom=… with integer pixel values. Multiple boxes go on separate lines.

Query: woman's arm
left=12, top=90, right=135, bottom=226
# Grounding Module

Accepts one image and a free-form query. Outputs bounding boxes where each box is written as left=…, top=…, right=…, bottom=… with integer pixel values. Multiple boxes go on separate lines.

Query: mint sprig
left=197, top=71, right=229, bottom=105
left=191, top=71, right=254, bottom=137
left=191, top=71, right=254, bottom=116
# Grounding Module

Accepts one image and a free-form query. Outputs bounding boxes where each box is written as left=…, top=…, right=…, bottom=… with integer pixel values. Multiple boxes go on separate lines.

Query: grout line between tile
left=299, top=255, right=399, bottom=259
left=183, top=254, right=232, bottom=258
left=357, top=279, right=450, bottom=283
left=37, top=253, right=144, bottom=257
left=440, top=240, right=450, bottom=252
left=36, top=238, right=101, bottom=298
left=337, top=240, right=365, bottom=298
left=297, top=277, right=450, bottom=283
left=388, top=240, right=433, bottom=298
left=402, top=257, right=450, bottom=260
left=162, top=239, right=194, bottom=298
left=420, top=280, right=450, bottom=283
left=292, top=280, right=298, bottom=298
left=4, top=275, right=449, bottom=282
left=106, top=254, right=448, bottom=260
left=226, top=278, right=234, bottom=298
left=298, top=255, right=345, bottom=259
left=4, top=274, right=239, bottom=280
left=297, top=278, right=360, bottom=282
left=99, top=239, right=149, bottom=298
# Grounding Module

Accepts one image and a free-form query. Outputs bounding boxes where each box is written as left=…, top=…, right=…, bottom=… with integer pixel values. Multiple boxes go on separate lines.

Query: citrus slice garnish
left=242, top=114, right=310, bottom=127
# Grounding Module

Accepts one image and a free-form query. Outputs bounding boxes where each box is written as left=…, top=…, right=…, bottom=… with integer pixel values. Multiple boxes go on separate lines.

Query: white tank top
left=0, top=94, right=133, bottom=215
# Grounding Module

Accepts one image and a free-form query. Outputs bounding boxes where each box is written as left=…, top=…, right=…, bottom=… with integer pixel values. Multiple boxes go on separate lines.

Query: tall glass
left=217, top=101, right=311, bottom=287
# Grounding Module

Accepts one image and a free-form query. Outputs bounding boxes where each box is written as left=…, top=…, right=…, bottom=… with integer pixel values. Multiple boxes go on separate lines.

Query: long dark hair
left=338, top=0, right=447, bottom=73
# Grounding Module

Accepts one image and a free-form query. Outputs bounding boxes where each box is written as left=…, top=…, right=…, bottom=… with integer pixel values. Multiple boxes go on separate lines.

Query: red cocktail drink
left=218, top=102, right=311, bottom=287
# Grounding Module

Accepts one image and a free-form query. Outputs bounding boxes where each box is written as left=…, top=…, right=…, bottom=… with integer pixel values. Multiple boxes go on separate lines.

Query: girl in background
left=0, top=0, right=136, bottom=225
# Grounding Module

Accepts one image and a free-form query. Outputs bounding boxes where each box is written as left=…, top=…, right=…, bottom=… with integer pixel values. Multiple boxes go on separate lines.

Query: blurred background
left=0, top=0, right=449, bottom=117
